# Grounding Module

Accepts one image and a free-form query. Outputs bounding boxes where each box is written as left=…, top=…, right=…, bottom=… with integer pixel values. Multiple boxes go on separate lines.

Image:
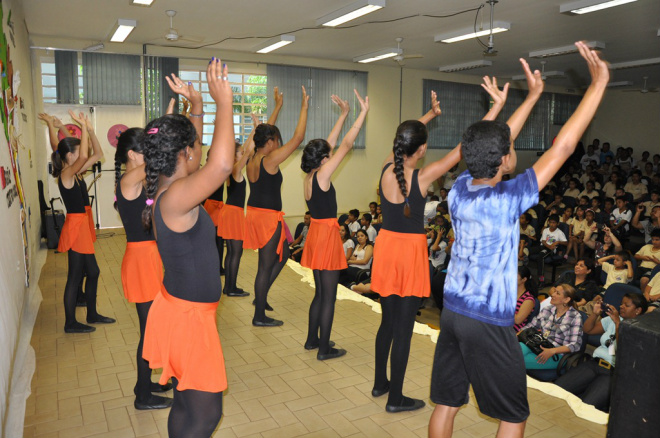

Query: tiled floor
left=24, top=230, right=607, bottom=438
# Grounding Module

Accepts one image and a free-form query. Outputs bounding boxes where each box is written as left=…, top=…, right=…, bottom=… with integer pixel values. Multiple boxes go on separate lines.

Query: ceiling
left=22, top=0, right=660, bottom=90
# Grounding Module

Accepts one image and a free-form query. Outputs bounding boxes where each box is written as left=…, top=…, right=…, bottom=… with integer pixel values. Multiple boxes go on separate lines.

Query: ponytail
left=51, top=137, right=81, bottom=178
left=51, top=150, right=64, bottom=178
left=114, top=127, right=145, bottom=211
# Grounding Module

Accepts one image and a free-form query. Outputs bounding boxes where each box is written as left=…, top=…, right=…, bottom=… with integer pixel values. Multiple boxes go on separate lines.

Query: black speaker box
left=45, top=210, right=65, bottom=249
left=608, top=311, right=660, bottom=438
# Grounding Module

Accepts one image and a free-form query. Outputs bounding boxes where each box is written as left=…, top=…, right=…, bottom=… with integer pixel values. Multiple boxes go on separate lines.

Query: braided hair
left=141, top=114, right=197, bottom=230
left=50, top=137, right=81, bottom=178
left=114, top=128, right=144, bottom=209
left=392, top=120, right=428, bottom=217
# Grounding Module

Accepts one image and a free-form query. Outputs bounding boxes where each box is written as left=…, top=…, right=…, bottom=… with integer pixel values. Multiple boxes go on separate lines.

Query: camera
left=601, top=304, right=610, bottom=318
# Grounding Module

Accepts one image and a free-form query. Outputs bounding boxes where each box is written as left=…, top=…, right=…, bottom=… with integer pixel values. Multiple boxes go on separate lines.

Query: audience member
left=290, top=212, right=311, bottom=262
left=346, top=208, right=361, bottom=237
left=514, top=266, right=537, bottom=332
left=634, top=229, right=660, bottom=291
left=624, top=170, right=648, bottom=202
left=529, top=214, right=568, bottom=283
left=609, top=196, right=632, bottom=235
left=597, top=251, right=633, bottom=289
left=338, top=229, right=373, bottom=287
left=339, top=224, right=354, bottom=261
left=632, top=204, right=660, bottom=244
left=361, top=213, right=378, bottom=242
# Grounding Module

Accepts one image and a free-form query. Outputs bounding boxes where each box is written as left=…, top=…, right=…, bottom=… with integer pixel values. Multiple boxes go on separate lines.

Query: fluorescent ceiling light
left=609, top=57, right=660, bottom=70
left=129, top=0, right=154, bottom=6
left=110, top=19, right=137, bottom=42
left=255, top=35, right=295, bottom=54
left=512, top=71, right=564, bottom=80
left=317, top=0, right=385, bottom=27
left=529, top=41, right=605, bottom=58
left=353, top=48, right=401, bottom=63
left=438, top=60, right=492, bottom=73
left=607, top=81, right=633, bottom=88
left=560, top=0, right=637, bottom=15
left=83, top=43, right=104, bottom=52
left=435, top=21, right=510, bottom=44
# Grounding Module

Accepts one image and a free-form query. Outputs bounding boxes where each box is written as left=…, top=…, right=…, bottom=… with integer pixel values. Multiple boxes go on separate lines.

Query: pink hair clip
left=147, top=128, right=159, bottom=135
left=114, top=195, right=117, bottom=202
left=146, top=198, right=154, bottom=206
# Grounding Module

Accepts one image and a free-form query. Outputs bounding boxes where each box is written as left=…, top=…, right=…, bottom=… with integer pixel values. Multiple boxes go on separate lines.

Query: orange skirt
left=57, top=213, right=95, bottom=254
left=301, top=218, right=348, bottom=271
left=203, top=200, right=224, bottom=227
left=143, top=286, right=227, bottom=393
left=121, top=241, right=163, bottom=303
left=243, top=206, right=286, bottom=261
left=217, top=204, right=245, bottom=240
left=370, top=229, right=430, bottom=298
left=85, top=206, right=96, bottom=243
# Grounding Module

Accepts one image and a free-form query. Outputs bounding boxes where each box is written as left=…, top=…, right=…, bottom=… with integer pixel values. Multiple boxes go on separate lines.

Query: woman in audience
left=339, top=224, right=354, bottom=260
left=141, top=59, right=234, bottom=438
left=372, top=76, right=508, bottom=413
left=583, top=224, right=622, bottom=260
left=555, top=293, right=648, bottom=411
left=554, top=258, right=600, bottom=309
left=52, top=111, right=113, bottom=333
left=300, top=90, right=369, bottom=359
left=514, top=266, right=537, bottom=332
left=244, top=86, right=308, bottom=326
left=338, top=229, right=373, bottom=287
left=519, top=284, right=583, bottom=370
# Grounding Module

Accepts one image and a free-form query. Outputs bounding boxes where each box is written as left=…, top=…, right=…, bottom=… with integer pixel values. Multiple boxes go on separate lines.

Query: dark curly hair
left=393, top=120, right=428, bottom=217
left=462, top=120, right=511, bottom=179
left=51, top=137, right=81, bottom=178
left=301, top=139, right=331, bottom=173
left=253, top=124, right=282, bottom=150
left=141, top=114, right=197, bottom=230
left=624, top=293, right=648, bottom=314
left=114, top=128, right=145, bottom=189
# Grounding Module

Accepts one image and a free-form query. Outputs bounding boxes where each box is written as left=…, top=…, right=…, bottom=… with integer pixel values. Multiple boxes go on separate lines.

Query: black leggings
left=168, top=378, right=223, bottom=438
left=223, top=239, right=243, bottom=293
left=253, top=223, right=289, bottom=322
left=306, top=270, right=340, bottom=354
left=134, top=301, right=153, bottom=402
left=215, top=233, right=224, bottom=272
left=374, top=295, right=422, bottom=406
left=64, top=250, right=100, bottom=327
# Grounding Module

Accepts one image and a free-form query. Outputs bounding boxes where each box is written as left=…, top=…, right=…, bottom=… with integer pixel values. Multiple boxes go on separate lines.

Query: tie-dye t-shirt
left=444, top=169, right=539, bottom=326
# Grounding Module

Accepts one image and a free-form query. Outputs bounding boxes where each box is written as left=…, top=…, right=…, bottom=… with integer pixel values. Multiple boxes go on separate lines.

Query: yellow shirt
left=636, top=244, right=660, bottom=269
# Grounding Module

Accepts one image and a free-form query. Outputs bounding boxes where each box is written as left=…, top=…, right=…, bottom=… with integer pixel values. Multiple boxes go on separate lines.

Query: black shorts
left=430, top=309, right=530, bottom=423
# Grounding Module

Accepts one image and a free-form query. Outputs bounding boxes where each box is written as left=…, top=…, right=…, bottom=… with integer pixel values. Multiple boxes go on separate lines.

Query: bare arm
left=119, top=164, right=146, bottom=200
left=514, top=299, right=535, bottom=325
left=583, top=306, right=605, bottom=335
left=38, top=113, right=60, bottom=151
left=83, top=116, right=104, bottom=173
left=326, top=95, right=350, bottom=148
left=632, top=205, right=644, bottom=230
left=66, top=111, right=101, bottom=175
left=349, top=245, right=373, bottom=266
left=166, top=74, right=204, bottom=146
left=533, top=42, right=610, bottom=191
left=597, top=255, right=614, bottom=266
left=267, top=86, right=284, bottom=125
left=232, top=115, right=258, bottom=180
left=60, top=114, right=90, bottom=181
left=264, top=86, right=309, bottom=170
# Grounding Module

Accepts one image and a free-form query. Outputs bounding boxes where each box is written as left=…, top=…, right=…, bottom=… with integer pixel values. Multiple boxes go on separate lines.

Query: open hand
left=354, top=89, right=369, bottom=113
left=250, top=113, right=260, bottom=128
left=331, top=94, right=349, bottom=114
left=38, top=113, right=54, bottom=125
left=274, top=86, right=283, bottom=108
left=576, top=41, right=609, bottom=87
left=536, top=346, right=556, bottom=364
left=165, top=98, right=176, bottom=115
left=166, top=73, right=202, bottom=105
left=481, top=76, right=509, bottom=108
left=206, top=58, right=232, bottom=105
left=430, top=90, right=441, bottom=116
left=519, top=58, right=544, bottom=98
left=68, top=110, right=86, bottom=127
left=301, top=85, right=309, bottom=108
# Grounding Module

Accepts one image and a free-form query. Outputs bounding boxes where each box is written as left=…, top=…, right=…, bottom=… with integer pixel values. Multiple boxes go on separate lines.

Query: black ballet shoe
left=226, top=290, right=250, bottom=297
left=64, top=322, right=96, bottom=334
left=385, top=396, right=425, bottom=413
left=252, top=299, right=274, bottom=311
left=87, top=315, right=116, bottom=324
left=304, top=340, right=335, bottom=350
left=134, top=395, right=173, bottom=410
left=150, top=381, right=172, bottom=393
left=371, top=382, right=390, bottom=398
left=317, top=348, right=347, bottom=361
left=252, top=317, right=283, bottom=327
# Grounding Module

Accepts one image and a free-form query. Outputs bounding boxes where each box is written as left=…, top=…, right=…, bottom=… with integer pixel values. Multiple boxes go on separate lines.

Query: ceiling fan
left=623, top=77, right=658, bottom=94
left=161, top=10, right=203, bottom=43
left=392, top=38, right=423, bottom=66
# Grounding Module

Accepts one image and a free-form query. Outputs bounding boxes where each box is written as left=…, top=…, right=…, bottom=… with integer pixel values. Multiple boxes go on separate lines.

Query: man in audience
left=624, top=170, right=648, bottom=202
left=425, top=195, right=441, bottom=226
left=346, top=208, right=361, bottom=238
left=290, top=212, right=311, bottom=262
left=610, top=195, right=633, bottom=236
left=600, top=142, right=613, bottom=165
left=360, top=213, right=378, bottom=243
left=632, top=204, right=660, bottom=244
left=634, top=229, right=660, bottom=292
left=580, top=145, right=599, bottom=170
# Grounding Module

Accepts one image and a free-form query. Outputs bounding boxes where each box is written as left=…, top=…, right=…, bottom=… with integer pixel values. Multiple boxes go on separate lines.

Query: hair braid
left=141, top=162, right=160, bottom=230
left=113, top=157, right=122, bottom=211
left=393, top=137, right=410, bottom=217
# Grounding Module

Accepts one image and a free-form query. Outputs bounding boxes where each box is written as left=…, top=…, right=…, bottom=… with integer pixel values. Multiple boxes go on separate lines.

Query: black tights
left=168, top=377, right=223, bottom=438
left=215, top=233, right=224, bottom=272
left=223, top=239, right=243, bottom=293
left=374, top=295, right=422, bottom=406
left=64, top=250, right=100, bottom=327
left=134, top=301, right=153, bottom=402
left=306, top=270, right=340, bottom=354
left=253, top=223, right=289, bottom=322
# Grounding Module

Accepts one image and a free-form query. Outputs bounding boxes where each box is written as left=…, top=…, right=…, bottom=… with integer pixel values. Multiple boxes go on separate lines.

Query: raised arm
left=631, top=204, right=644, bottom=230
left=267, top=86, right=284, bottom=125
left=232, top=115, right=258, bottom=180
left=263, top=86, right=309, bottom=170
left=67, top=111, right=101, bottom=175
left=166, top=74, right=204, bottom=145
left=507, top=59, right=544, bottom=141
left=326, top=95, right=350, bottom=148
left=83, top=115, right=104, bottom=173
left=120, top=164, right=146, bottom=199
left=38, top=113, right=61, bottom=151
left=317, top=90, right=369, bottom=186
left=533, top=42, right=609, bottom=191
left=60, top=113, right=90, bottom=179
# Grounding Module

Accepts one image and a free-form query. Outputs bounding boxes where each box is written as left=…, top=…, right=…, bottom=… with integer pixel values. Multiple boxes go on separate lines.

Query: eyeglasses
left=605, top=334, right=616, bottom=348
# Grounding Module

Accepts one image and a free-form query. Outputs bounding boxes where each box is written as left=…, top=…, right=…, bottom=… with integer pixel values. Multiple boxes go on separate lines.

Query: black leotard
left=208, top=184, right=224, bottom=202
left=225, top=174, right=246, bottom=208
left=58, top=177, right=85, bottom=213
left=379, top=163, right=425, bottom=234
left=116, top=175, right=154, bottom=242
left=247, top=157, right=283, bottom=211
left=154, top=195, right=222, bottom=303
left=78, top=175, right=90, bottom=207
left=306, top=171, right=337, bottom=219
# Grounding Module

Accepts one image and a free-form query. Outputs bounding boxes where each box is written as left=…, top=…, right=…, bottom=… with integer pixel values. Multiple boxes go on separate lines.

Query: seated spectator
left=345, top=208, right=361, bottom=237
left=609, top=196, right=632, bottom=236
left=290, top=212, right=311, bottom=262
left=542, top=193, right=565, bottom=212
left=602, top=197, right=615, bottom=218
left=436, top=201, right=451, bottom=224
left=428, top=228, right=448, bottom=278
left=632, top=204, right=660, bottom=244
left=373, top=204, right=382, bottom=224
left=580, top=145, right=599, bottom=170
left=599, top=142, right=614, bottom=165
left=590, top=196, right=602, bottom=215
left=564, top=178, right=581, bottom=199
left=529, top=215, right=568, bottom=284
left=441, top=164, right=459, bottom=190
left=624, top=170, right=648, bottom=203
left=338, top=229, right=373, bottom=287
left=596, top=162, right=611, bottom=181
left=553, top=259, right=600, bottom=309
left=339, top=224, right=354, bottom=261
left=361, top=213, right=377, bottom=242
left=514, top=266, right=537, bottom=332
left=602, top=173, right=620, bottom=199
left=424, top=195, right=441, bottom=226
left=578, top=196, right=590, bottom=208
left=438, top=188, right=448, bottom=203
left=634, top=229, right=660, bottom=291
left=641, top=190, right=660, bottom=216
left=579, top=181, right=599, bottom=200
left=642, top=162, right=654, bottom=185
left=567, top=206, right=588, bottom=262
left=616, top=148, right=634, bottom=175
left=554, top=294, right=648, bottom=412
left=653, top=154, right=660, bottom=173
left=645, top=270, right=660, bottom=311
left=597, top=251, right=633, bottom=290
left=368, top=201, right=378, bottom=220
left=583, top=225, right=622, bottom=261
left=519, top=284, right=583, bottom=370
left=520, top=212, right=536, bottom=241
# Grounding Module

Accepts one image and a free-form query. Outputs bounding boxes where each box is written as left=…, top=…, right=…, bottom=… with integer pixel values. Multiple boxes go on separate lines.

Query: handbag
left=517, top=327, right=555, bottom=355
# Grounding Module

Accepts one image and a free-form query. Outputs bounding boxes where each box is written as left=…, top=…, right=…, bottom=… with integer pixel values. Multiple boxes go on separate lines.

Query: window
left=178, top=70, right=267, bottom=145
left=41, top=60, right=84, bottom=104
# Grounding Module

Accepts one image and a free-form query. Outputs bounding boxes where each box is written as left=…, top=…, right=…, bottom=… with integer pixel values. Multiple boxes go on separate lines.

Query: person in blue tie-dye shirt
left=429, top=42, right=611, bottom=438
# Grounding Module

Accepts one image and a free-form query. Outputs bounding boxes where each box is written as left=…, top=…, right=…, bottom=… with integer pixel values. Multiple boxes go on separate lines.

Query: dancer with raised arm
left=244, top=86, right=308, bottom=327
left=301, top=90, right=369, bottom=359
left=429, top=42, right=610, bottom=438
left=141, top=59, right=235, bottom=438
left=371, top=79, right=508, bottom=413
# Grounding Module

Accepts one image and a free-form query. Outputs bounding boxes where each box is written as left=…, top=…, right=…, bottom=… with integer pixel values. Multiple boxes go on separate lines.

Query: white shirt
left=611, top=208, right=633, bottom=232
left=424, top=201, right=440, bottom=225
left=541, top=227, right=567, bottom=253
left=363, top=225, right=377, bottom=243
left=429, top=240, right=448, bottom=268
left=342, top=239, right=354, bottom=257
left=348, top=221, right=360, bottom=236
